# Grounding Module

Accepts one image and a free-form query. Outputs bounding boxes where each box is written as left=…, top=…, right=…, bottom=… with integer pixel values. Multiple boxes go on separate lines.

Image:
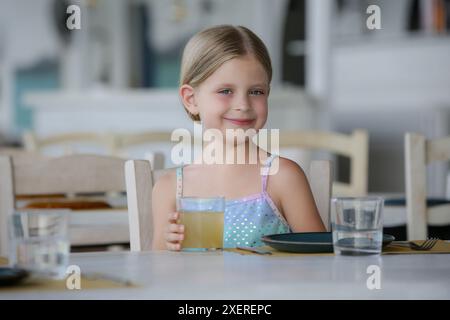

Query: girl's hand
left=165, top=211, right=184, bottom=251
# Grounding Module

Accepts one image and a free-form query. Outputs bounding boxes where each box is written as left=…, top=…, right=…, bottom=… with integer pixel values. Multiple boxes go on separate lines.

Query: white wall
left=329, top=37, right=450, bottom=195
left=331, top=38, right=450, bottom=110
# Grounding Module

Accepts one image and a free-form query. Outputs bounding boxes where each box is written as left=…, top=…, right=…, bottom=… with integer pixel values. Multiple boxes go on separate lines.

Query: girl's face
left=192, top=55, right=269, bottom=134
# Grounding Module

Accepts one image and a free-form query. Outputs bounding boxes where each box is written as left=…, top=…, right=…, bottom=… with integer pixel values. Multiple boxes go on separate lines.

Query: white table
left=1, top=250, right=450, bottom=299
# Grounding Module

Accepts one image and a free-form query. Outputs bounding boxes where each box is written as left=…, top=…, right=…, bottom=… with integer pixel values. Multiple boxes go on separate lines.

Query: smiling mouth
left=224, top=118, right=256, bottom=125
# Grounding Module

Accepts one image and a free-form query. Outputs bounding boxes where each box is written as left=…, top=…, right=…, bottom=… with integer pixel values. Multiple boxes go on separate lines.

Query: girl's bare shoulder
left=275, top=156, right=306, bottom=174
left=269, top=156, right=308, bottom=191
left=152, top=168, right=177, bottom=198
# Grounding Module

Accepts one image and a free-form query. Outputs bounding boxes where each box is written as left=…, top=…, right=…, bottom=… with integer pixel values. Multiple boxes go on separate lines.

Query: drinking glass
left=9, top=209, right=70, bottom=279
left=332, top=197, right=384, bottom=255
left=177, top=197, right=225, bottom=251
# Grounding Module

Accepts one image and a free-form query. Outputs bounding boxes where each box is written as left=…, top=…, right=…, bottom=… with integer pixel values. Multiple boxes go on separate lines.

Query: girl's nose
left=233, top=95, right=251, bottom=112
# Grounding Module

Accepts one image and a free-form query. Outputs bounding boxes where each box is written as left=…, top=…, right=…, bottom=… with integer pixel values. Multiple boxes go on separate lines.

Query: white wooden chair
left=114, top=131, right=173, bottom=170
left=23, top=131, right=116, bottom=156
left=405, top=132, right=450, bottom=240
left=0, top=153, right=128, bottom=257
left=278, top=130, right=368, bottom=197
left=125, top=160, right=332, bottom=252
left=23, top=131, right=128, bottom=200
left=24, top=130, right=167, bottom=171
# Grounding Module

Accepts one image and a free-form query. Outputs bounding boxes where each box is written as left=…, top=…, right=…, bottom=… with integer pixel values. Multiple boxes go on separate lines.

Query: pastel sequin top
left=176, top=154, right=291, bottom=248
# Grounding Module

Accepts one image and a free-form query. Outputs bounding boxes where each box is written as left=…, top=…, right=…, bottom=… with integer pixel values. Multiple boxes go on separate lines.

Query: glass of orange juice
left=177, top=197, right=225, bottom=251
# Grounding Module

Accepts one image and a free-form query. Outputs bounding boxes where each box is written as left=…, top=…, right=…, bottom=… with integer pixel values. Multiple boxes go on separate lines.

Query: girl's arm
left=270, top=157, right=326, bottom=232
left=151, top=172, right=184, bottom=250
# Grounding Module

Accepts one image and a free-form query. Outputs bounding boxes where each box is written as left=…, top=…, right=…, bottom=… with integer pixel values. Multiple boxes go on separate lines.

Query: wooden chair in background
left=0, top=153, right=129, bottom=257
left=405, top=132, right=450, bottom=240
left=113, top=131, right=173, bottom=170
left=125, top=160, right=332, bottom=252
left=278, top=129, right=369, bottom=197
left=23, top=131, right=116, bottom=156
left=23, top=130, right=170, bottom=170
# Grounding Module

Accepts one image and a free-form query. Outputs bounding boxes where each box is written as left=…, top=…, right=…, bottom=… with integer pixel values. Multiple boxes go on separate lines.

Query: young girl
left=152, top=25, right=325, bottom=250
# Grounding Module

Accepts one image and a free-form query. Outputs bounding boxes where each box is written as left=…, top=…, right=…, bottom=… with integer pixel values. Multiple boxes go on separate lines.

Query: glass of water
left=9, top=209, right=70, bottom=279
left=331, top=197, right=384, bottom=256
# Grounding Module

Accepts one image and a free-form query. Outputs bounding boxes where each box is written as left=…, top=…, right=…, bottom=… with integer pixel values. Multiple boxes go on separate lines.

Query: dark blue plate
left=0, top=267, right=29, bottom=286
left=261, top=232, right=395, bottom=254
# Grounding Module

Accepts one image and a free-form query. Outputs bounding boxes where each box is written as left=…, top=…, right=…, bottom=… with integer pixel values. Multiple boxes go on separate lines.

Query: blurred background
left=0, top=0, right=449, bottom=196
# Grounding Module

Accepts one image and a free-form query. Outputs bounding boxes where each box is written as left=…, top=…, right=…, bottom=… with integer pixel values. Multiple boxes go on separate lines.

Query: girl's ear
left=179, top=84, right=199, bottom=117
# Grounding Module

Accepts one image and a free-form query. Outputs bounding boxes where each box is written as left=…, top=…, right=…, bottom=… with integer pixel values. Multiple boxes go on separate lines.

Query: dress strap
left=262, top=154, right=278, bottom=191
left=176, top=166, right=183, bottom=198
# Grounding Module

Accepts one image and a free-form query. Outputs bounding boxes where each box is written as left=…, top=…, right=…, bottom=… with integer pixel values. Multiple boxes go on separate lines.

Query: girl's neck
left=193, top=139, right=267, bottom=166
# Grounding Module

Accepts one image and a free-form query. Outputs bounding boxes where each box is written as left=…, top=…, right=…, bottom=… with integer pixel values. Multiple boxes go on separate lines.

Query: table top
left=1, top=250, right=450, bottom=299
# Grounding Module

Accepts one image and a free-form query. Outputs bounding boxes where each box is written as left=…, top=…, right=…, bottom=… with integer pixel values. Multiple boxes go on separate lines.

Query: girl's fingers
left=165, top=232, right=184, bottom=243
left=167, top=223, right=184, bottom=234
left=166, top=212, right=184, bottom=251
left=166, top=242, right=181, bottom=251
left=168, top=211, right=180, bottom=223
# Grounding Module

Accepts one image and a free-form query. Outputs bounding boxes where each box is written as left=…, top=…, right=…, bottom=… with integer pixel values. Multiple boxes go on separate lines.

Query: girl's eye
left=250, top=90, right=264, bottom=96
left=218, top=89, right=232, bottom=95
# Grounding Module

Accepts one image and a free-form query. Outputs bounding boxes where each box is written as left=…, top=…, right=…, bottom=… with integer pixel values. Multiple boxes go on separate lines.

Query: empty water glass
left=332, top=197, right=384, bottom=256
left=9, top=209, right=70, bottom=279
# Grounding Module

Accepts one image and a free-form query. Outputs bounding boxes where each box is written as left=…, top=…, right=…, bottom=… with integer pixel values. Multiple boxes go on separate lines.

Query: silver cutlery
left=83, top=272, right=133, bottom=286
left=390, top=238, right=439, bottom=251
left=236, top=246, right=272, bottom=255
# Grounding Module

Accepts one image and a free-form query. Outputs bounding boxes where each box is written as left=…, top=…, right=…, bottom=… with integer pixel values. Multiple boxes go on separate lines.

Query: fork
left=236, top=246, right=272, bottom=255
left=391, top=238, right=439, bottom=251
left=83, top=272, right=133, bottom=286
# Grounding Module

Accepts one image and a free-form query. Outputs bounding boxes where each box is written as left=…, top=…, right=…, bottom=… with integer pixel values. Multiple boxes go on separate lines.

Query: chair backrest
left=0, top=153, right=127, bottom=256
left=114, top=131, right=172, bottom=170
left=279, top=130, right=368, bottom=197
left=23, top=131, right=116, bottom=156
left=125, top=160, right=332, bottom=252
left=117, top=131, right=173, bottom=147
left=405, top=132, right=450, bottom=240
left=23, top=130, right=167, bottom=170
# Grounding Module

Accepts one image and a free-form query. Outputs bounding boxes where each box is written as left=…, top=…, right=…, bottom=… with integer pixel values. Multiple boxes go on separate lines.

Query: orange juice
left=180, top=211, right=224, bottom=249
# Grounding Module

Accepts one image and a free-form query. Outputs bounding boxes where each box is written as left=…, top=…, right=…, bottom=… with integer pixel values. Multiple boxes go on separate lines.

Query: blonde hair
left=180, top=25, right=272, bottom=121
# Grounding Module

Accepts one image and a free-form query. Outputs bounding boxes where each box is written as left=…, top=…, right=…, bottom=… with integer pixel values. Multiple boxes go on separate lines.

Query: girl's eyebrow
left=215, top=83, right=268, bottom=88
left=250, top=83, right=268, bottom=88
left=216, top=83, right=236, bottom=88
